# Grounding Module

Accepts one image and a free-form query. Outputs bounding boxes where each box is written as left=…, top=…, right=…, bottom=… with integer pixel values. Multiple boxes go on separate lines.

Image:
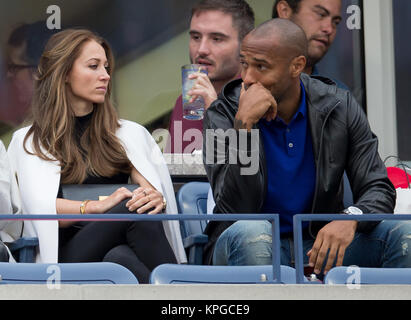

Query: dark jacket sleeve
left=345, top=92, right=396, bottom=232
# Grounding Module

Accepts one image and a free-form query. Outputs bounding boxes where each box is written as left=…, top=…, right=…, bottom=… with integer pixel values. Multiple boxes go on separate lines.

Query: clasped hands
left=97, top=186, right=165, bottom=215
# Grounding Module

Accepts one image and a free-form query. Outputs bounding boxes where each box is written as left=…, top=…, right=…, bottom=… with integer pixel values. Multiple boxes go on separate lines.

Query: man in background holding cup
left=167, top=0, right=255, bottom=154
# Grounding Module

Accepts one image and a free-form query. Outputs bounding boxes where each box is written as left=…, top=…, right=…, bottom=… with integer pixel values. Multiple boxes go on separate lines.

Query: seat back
left=176, top=182, right=210, bottom=238
left=149, top=264, right=297, bottom=284
left=0, top=262, right=139, bottom=284
left=324, top=266, right=411, bottom=285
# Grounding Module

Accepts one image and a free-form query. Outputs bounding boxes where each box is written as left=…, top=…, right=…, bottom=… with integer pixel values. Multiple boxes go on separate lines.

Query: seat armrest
left=7, top=237, right=39, bottom=263
left=183, top=234, right=208, bottom=248
left=183, top=234, right=208, bottom=265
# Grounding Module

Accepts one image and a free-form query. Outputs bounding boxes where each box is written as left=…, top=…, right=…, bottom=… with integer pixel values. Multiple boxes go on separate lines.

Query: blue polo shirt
left=259, top=82, right=316, bottom=234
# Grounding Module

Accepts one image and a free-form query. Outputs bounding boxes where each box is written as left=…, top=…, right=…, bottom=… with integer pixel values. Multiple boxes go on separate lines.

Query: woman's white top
left=7, top=120, right=187, bottom=264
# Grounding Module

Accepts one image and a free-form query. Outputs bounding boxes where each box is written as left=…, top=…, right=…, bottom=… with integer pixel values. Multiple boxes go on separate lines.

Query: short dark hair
left=8, top=21, right=59, bottom=66
left=191, top=0, right=255, bottom=41
left=272, top=0, right=302, bottom=18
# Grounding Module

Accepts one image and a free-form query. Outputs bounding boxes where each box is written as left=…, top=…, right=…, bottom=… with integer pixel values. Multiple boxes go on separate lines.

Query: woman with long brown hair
left=7, top=28, right=186, bottom=283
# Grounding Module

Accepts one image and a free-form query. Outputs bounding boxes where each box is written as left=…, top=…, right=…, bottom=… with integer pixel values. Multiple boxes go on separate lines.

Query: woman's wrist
left=82, top=200, right=101, bottom=214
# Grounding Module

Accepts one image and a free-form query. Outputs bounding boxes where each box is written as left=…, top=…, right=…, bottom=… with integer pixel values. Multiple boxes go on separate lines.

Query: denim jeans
left=213, top=220, right=411, bottom=269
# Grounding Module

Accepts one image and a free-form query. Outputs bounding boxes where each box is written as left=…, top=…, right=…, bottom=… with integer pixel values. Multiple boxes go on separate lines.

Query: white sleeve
left=0, top=140, right=21, bottom=216
left=207, top=186, right=215, bottom=214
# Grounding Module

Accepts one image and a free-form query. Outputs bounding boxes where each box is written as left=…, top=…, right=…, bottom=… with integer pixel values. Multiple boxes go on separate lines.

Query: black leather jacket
left=202, top=73, right=396, bottom=264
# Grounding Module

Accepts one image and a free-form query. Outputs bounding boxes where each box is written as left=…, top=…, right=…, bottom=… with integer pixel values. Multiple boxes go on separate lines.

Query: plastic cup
left=181, top=64, right=208, bottom=120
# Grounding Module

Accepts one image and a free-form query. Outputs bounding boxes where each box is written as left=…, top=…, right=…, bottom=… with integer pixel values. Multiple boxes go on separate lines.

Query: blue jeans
left=213, top=220, right=411, bottom=269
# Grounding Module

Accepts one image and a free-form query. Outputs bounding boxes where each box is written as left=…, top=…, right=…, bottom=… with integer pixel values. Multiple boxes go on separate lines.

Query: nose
left=320, top=17, right=334, bottom=35
left=100, top=67, right=110, bottom=81
left=241, top=68, right=257, bottom=88
left=197, top=38, right=211, bottom=56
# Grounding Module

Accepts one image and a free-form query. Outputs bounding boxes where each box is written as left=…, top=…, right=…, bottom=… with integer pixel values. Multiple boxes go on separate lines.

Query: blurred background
left=0, top=0, right=408, bottom=164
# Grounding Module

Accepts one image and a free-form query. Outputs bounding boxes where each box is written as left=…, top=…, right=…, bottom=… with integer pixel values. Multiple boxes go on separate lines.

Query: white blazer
left=7, top=120, right=187, bottom=264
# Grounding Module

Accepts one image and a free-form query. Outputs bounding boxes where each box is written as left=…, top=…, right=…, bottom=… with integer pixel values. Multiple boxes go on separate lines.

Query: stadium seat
left=0, top=262, right=139, bottom=284
left=324, top=266, right=411, bottom=285
left=149, top=263, right=298, bottom=284
left=176, top=182, right=210, bottom=264
left=7, top=237, right=39, bottom=262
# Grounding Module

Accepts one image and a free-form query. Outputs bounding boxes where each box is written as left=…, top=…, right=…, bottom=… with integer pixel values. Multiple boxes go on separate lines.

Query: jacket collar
left=220, top=78, right=242, bottom=111
left=300, top=73, right=340, bottom=115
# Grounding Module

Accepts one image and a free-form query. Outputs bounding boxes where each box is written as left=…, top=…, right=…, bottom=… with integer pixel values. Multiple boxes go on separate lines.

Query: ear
left=290, top=55, right=306, bottom=78
left=276, top=0, right=293, bottom=19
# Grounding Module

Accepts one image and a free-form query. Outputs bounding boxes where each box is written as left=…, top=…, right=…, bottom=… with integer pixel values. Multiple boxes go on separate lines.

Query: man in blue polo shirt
left=202, top=19, right=411, bottom=275
left=258, top=80, right=314, bottom=235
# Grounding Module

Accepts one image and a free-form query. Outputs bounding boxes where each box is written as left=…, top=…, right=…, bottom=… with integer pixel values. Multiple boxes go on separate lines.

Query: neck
left=277, top=80, right=302, bottom=124
left=68, top=94, right=94, bottom=117
left=72, top=101, right=94, bottom=117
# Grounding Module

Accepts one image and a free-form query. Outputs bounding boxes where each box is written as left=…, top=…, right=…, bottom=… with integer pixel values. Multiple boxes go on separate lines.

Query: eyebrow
left=86, top=58, right=108, bottom=64
left=252, top=57, right=269, bottom=64
left=189, top=30, right=229, bottom=38
left=313, top=4, right=342, bottom=21
left=239, top=54, right=269, bottom=65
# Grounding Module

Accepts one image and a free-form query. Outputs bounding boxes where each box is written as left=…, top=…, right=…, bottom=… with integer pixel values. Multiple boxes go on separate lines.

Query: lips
left=195, top=58, right=214, bottom=67
left=312, top=38, right=329, bottom=48
left=96, top=86, right=107, bottom=92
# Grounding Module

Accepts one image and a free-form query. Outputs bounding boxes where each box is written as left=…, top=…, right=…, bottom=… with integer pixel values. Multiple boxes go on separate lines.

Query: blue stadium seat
left=176, top=182, right=210, bottom=264
left=0, top=262, right=139, bottom=284
left=150, top=263, right=298, bottom=284
left=324, top=266, right=411, bottom=285
left=7, top=237, right=39, bottom=262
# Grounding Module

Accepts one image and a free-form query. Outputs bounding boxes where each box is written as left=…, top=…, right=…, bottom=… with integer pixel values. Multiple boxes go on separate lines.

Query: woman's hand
left=90, top=187, right=134, bottom=213
left=125, top=187, right=165, bottom=215
left=57, top=187, right=133, bottom=227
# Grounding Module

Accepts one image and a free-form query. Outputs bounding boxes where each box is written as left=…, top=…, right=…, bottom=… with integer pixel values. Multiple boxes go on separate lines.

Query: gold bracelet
left=80, top=200, right=91, bottom=215
left=162, top=198, right=167, bottom=212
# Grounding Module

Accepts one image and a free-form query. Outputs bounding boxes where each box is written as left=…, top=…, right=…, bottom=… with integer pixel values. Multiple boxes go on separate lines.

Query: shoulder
left=11, top=126, right=31, bottom=140
left=117, top=119, right=155, bottom=147
left=118, top=119, right=149, bottom=135
left=8, top=126, right=32, bottom=151
left=302, top=73, right=354, bottom=107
